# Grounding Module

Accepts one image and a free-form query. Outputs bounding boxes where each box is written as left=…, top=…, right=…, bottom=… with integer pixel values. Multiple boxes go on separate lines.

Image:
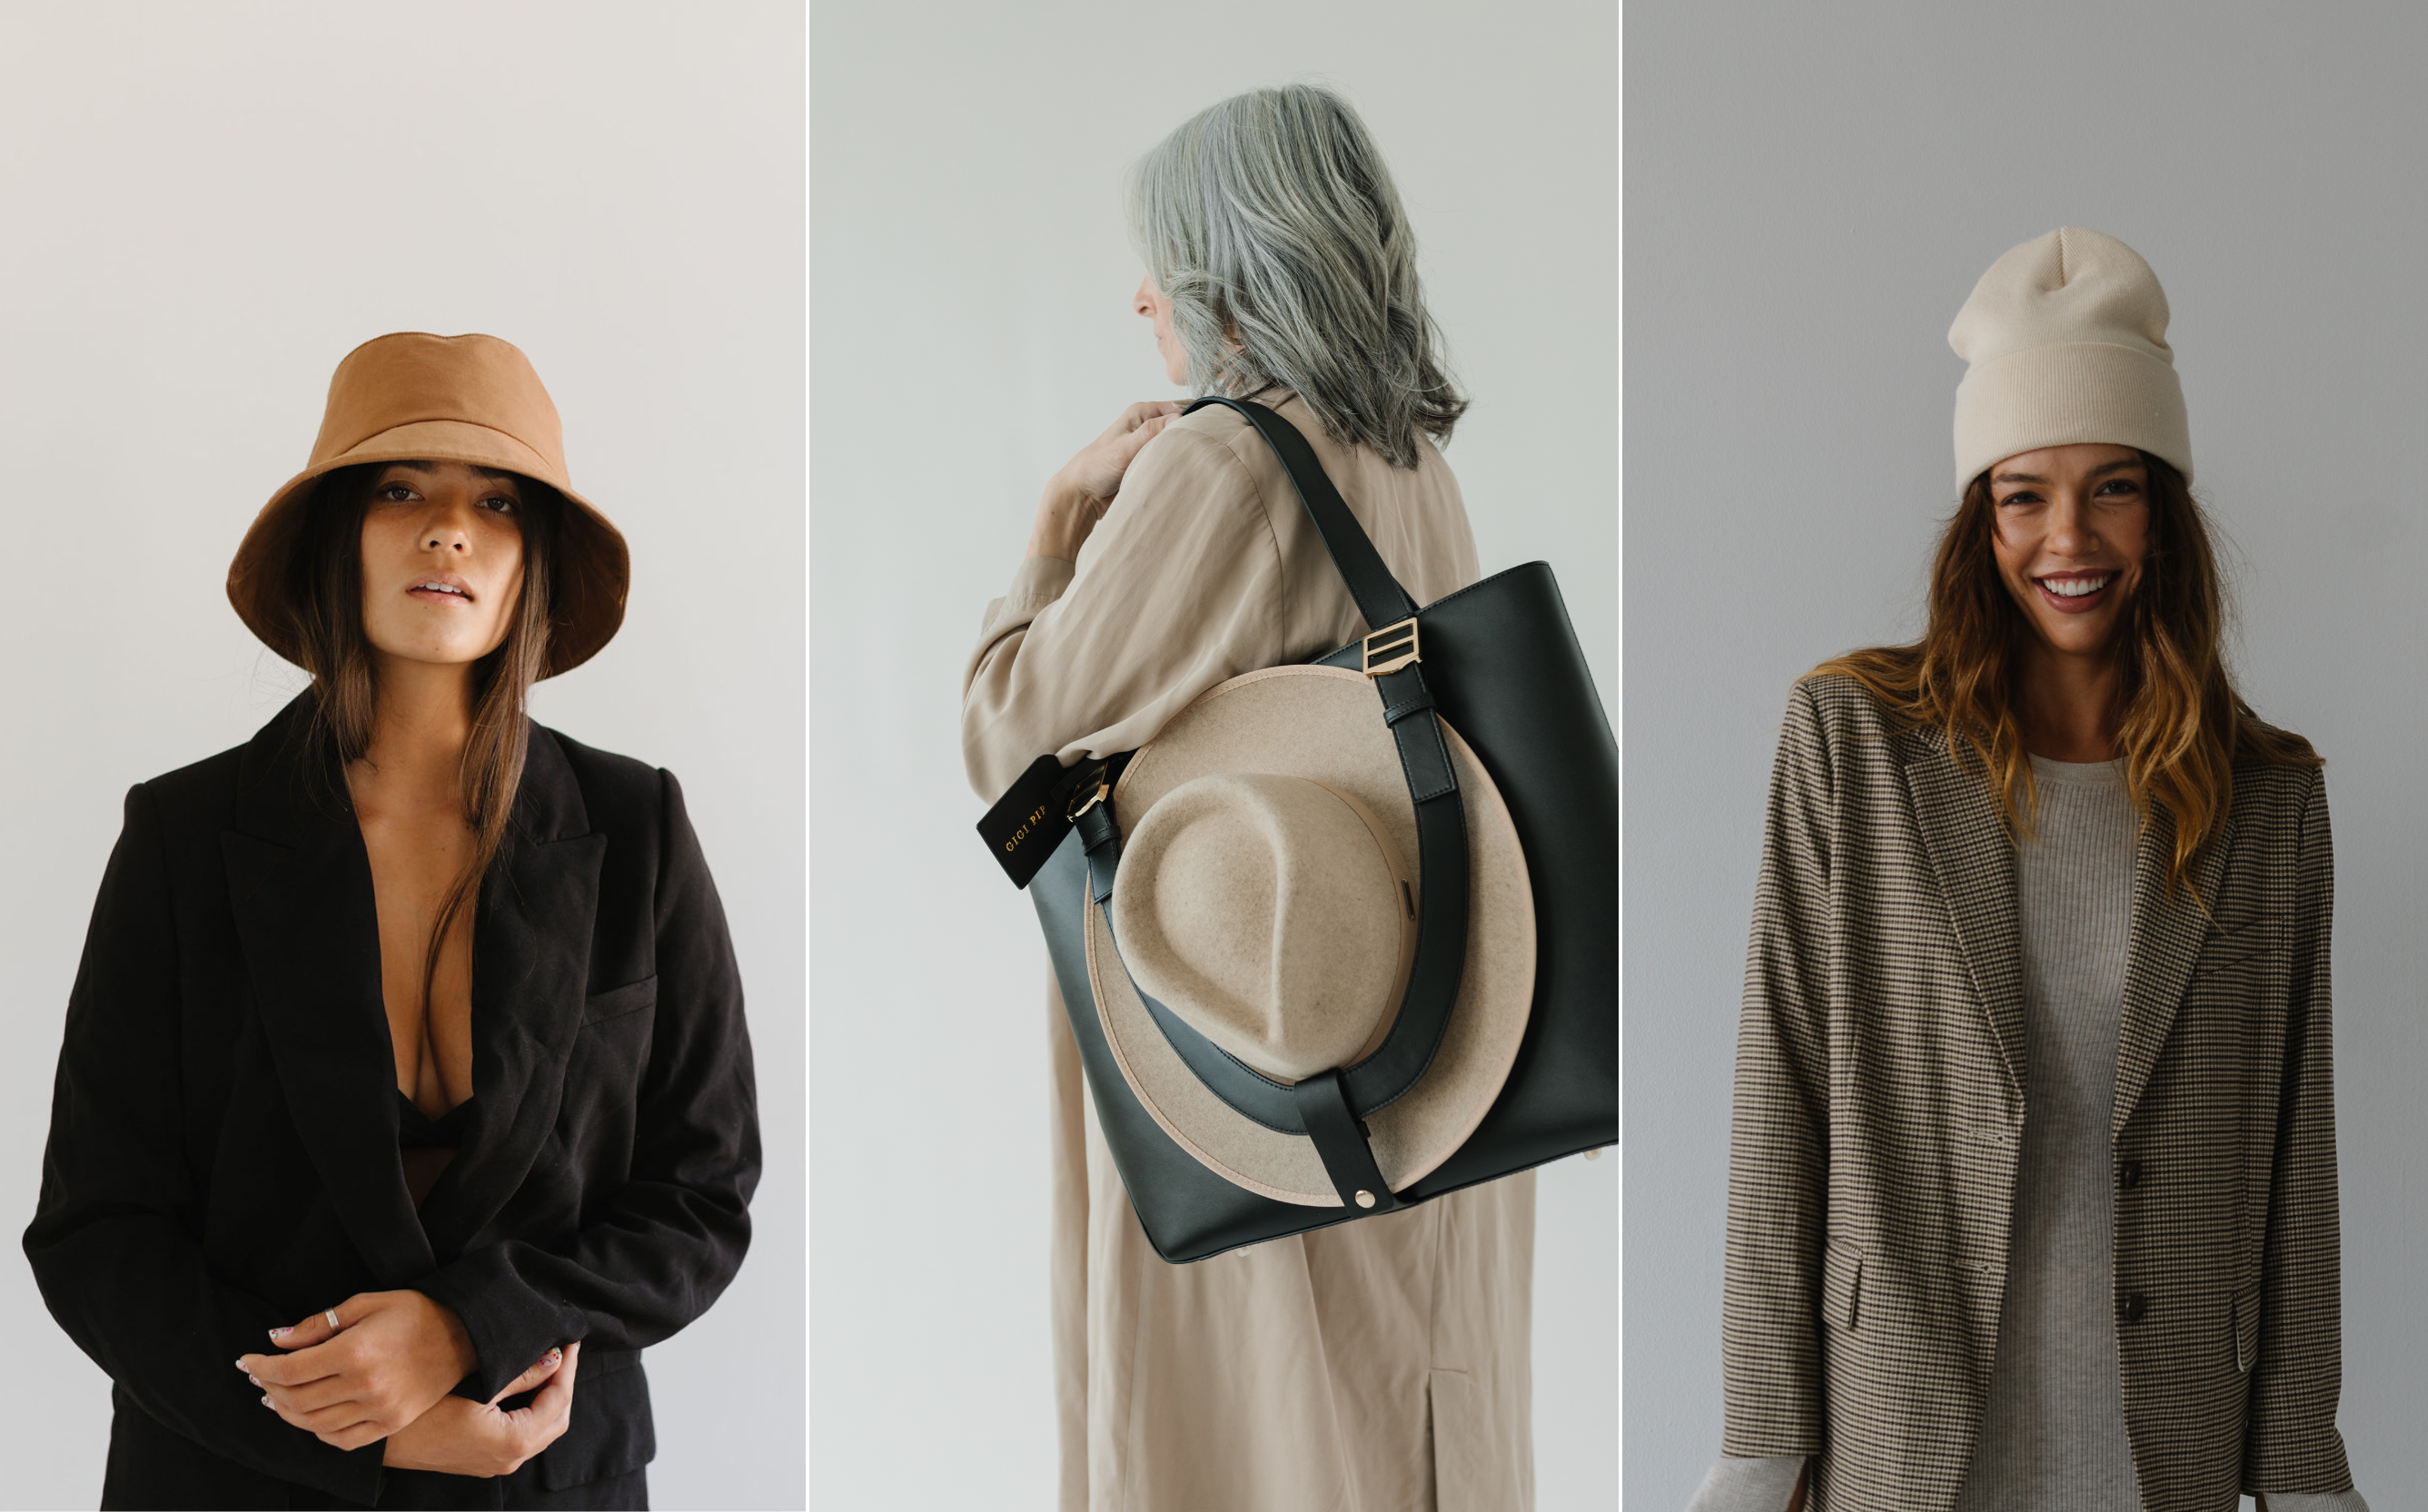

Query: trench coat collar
left=219, top=695, right=604, bottom=1280
left=1897, top=723, right=2235, bottom=1135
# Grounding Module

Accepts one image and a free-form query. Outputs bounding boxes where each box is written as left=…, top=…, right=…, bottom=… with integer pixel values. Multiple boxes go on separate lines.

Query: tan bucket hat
left=1085, top=664, right=1536, bottom=1206
left=226, top=332, right=629, bottom=677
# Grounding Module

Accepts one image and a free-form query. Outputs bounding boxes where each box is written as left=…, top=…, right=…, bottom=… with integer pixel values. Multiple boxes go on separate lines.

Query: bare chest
left=356, top=809, right=478, bottom=1118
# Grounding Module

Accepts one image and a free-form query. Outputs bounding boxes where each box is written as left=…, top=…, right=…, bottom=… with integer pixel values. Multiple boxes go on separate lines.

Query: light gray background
left=810, top=3, right=1615, bottom=1507
left=0, top=5, right=802, bottom=1507
left=1629, top=3, right=2427, bottom=1507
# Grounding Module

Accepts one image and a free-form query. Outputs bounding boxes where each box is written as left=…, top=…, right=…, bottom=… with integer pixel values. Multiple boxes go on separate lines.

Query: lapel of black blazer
left=2111, top=800, right=2229, bottom=1140
left=1898, top=726, right=2027, bottom=1107
left=415, top=726, right=606, bottom=1260
left=220, top=697, right=436, bottom=1286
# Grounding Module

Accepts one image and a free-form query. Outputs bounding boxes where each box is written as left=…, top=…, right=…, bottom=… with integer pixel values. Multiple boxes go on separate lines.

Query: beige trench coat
left=964, top=392, right=1537, bottom=1512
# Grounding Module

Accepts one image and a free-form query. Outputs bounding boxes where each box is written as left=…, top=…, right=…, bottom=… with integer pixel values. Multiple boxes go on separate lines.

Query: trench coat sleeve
left=961, top=427, right=1284, bottom=801
left=417, top=770, right=760, bottom=1402
left=1718, top=683, right=1835, bottom=1458
left=23, top=785, right=385, bottom=1503
left=2242, top=771, right=2356, bottom=1496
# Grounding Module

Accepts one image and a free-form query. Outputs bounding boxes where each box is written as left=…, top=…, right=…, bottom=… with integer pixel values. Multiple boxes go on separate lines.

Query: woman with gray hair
left=964, top=84, right=1536, bottom=1510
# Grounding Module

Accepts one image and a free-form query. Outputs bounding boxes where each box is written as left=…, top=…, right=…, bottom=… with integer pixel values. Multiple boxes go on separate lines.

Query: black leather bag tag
left=976, top=754, right=1103, bottom=889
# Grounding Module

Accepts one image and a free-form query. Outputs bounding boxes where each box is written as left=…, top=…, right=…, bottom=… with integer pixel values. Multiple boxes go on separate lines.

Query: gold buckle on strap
left=1066, top=766, right=1111, bottom=820
left=1361, top=618, right=1421, bottom=678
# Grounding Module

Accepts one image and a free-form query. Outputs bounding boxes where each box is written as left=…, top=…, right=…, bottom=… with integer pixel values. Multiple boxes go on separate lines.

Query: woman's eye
left=483, top=496, right=518, bottom=513
left=378, top=485, right=416, bottom=502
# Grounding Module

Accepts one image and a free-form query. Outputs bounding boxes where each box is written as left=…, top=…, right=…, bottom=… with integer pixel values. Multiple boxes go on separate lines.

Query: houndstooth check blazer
left=1720, top=676, right=2354, bottom=1512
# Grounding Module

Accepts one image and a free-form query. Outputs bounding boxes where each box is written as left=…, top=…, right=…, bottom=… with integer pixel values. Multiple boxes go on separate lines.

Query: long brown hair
left=284, top=461, right=559, bottom=1006
left=1814, top=453, right=2316, bottom=890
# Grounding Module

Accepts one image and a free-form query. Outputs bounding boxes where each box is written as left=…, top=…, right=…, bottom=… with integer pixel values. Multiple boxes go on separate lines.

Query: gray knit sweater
left=1689, top=757, right=2366, bottom=1512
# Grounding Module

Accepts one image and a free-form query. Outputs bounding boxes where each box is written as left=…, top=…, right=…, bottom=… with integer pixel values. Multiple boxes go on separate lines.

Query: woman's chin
left=2032, top=618, right=2121, bottom=658
left=366, top=637, right=500, bottom=673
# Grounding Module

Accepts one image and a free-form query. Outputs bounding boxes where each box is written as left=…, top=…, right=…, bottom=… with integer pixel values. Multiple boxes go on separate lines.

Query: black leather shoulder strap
left=1075, top=396, right=1479, bottom=1203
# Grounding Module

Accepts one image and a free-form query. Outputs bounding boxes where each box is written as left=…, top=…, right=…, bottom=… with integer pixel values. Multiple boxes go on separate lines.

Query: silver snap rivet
left=1354, top=1191, right=1376, bottom=1209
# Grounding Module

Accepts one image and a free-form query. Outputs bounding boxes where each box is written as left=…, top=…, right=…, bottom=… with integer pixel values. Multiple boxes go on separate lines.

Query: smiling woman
left=1690, top=230, right=2366, bottom=1512
left=25, top=332, right=760, bottom=1510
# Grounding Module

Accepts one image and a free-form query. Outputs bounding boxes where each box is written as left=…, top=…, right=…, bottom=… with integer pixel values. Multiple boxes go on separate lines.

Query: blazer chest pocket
left=1821, top=1242, right=1862, bottom=1331
left=582, top=975, right=658, bottom=1027
left=2188, top=922, right=2288, bottom=981
left=2232, top=1281, right=2260, bottom=1373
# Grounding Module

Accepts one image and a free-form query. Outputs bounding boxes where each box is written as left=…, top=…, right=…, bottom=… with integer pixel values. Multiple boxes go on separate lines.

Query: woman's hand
left=381, top=1341, right=580, bottom=1477
left=1027, top=400, right=1180, bottom=562
left=237, top=1290, right=479, bottom=1450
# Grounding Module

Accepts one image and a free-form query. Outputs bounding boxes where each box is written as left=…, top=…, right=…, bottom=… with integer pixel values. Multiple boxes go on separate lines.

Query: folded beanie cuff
left=1951, top=341, right=2193, bottom=491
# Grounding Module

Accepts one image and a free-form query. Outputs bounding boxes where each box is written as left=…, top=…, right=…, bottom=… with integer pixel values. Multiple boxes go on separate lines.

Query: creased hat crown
left=1115, top=771, right=1412, bottom=1082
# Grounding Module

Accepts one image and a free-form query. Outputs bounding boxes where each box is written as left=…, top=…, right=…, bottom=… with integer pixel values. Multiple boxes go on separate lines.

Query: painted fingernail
left=233, top=1359, right=249, bottom=1371
left=548, top=1348, right=562, bottom=1363
left=248, top=1374, right=261, bottom=1387
left=261, top=1395, right=273, bottom=1408
left=267, top=1326, right=292, bottom=1339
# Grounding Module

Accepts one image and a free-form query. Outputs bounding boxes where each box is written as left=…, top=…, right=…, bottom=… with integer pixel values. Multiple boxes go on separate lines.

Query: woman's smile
left=2031, top=569, right=2119, bottom=613
left=1987, top=442, right=2152, bottom=657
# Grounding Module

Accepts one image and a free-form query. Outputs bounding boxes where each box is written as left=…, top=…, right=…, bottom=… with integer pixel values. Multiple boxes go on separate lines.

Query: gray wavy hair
left=1128, top=84, right=1466, bottom=470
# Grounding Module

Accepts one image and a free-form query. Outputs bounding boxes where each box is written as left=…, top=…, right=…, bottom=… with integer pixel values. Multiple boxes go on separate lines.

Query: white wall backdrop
left=1629, top=2, right=2428, bottom=1507
left=811, top=2, right=1616, bottom=1507
left=0, top=5, right=803, bottom=1507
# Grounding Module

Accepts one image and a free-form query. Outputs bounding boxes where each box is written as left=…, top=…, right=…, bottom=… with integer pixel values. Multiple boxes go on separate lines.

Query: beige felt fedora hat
left=1085, top=664, right=1536, bottom=1206
left=226, top=331, right=629, bottom=677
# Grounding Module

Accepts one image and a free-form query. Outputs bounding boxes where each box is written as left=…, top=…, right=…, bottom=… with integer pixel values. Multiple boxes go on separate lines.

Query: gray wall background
left=810, top=2, right=1615, bottom=1507
left=1629, top=2, right=2427, bottom=1506
left=0, top=5, right=803, bottom=1507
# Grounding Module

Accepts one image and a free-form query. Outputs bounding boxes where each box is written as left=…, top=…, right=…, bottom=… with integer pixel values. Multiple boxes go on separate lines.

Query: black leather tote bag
left=981, top=398, right=1614, bottom=1263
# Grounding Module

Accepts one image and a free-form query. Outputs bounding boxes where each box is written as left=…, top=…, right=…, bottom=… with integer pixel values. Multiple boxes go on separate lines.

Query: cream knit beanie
left=1947, top=226, right=2191, bottom=491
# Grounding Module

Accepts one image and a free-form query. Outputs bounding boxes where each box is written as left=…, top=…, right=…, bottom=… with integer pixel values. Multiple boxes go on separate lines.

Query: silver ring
left=324, top=1309, right=342, bottom=1332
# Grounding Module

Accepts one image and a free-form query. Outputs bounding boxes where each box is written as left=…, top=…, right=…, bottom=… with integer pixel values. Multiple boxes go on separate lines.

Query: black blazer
left=24, top=697, right=760, bottom=1509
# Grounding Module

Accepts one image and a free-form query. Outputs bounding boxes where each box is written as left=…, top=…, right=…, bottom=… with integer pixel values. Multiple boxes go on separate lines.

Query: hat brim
left=1085, top=665, right=1536, bottom=1206
left=226, top=419, right=629, bottom=678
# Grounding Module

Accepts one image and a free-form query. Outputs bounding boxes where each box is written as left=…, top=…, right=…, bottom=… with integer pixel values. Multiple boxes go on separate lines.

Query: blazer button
left=2120, top=1293, right=2149, bottom=1324
left=2119, top=1160, right=2144, bottom=1190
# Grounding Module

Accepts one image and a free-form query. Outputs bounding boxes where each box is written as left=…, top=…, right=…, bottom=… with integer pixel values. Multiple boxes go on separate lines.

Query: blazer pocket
left=2232, top=1281, right=2260, bottom=1373
left=582, top=975, right=658, bottom=1026
left=2190, top=923, right=2288, bottom=979
left=534, top=1350, right=654, bottom=1490
left=1821, top=1242, right=1862, bottom=1331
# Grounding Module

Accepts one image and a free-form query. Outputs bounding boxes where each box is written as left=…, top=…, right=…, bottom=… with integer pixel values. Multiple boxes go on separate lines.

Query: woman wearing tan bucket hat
left=25, top=332, right=759, bottom=1509
left=1690, top=230, right=2367, bottom=1512
left=962, top=85, right=1538, bottom=1511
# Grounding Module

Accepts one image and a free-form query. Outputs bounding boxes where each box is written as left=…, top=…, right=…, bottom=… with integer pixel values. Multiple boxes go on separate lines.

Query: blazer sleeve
left=23, top=785, right=385, bottom=1503
left=417, top=769, right=761, bottom=1402
left=2243, top=768, right=2357, bottom=1495
left=960, top=425, right=1286, bottom=801
left=1719, top=682, right=1836, bottom=1458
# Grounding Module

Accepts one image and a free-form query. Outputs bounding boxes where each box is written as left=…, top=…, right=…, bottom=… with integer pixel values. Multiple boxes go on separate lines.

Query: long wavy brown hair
left=283, top=461, right=560, bottom=1007
left=1814, top=453, right=2316, bottom=891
